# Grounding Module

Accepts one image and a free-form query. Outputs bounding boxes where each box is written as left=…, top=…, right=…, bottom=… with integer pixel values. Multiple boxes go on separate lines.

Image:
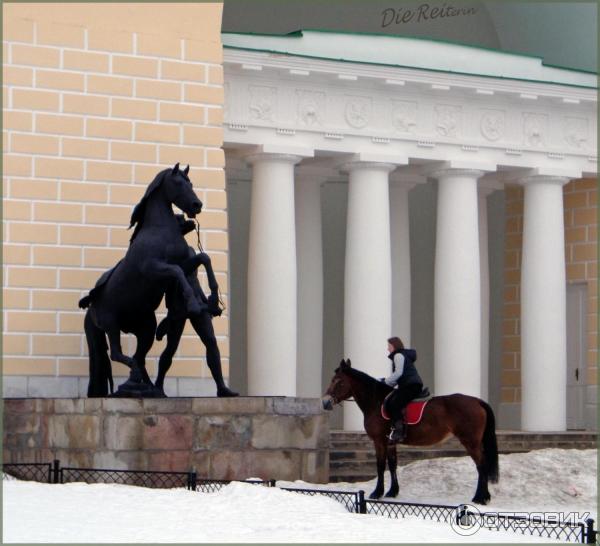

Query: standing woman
left=382, top=336, right=425, bottom=443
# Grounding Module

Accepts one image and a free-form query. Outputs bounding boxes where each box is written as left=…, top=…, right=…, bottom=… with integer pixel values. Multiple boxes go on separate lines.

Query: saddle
left=381, top=387, right=431, bottom=425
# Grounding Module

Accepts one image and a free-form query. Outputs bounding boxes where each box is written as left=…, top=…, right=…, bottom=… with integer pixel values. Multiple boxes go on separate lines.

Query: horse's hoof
left=471, top=496, right=489, bottom=505
left=369, top=491, right=383, bottom=500
left=384, top=489, right=398, bottom=498
left=217, top=387, right=239, bottom=397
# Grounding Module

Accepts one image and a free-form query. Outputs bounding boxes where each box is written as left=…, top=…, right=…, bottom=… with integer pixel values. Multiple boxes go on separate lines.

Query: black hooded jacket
left=385, top=348, right=423, bottom=388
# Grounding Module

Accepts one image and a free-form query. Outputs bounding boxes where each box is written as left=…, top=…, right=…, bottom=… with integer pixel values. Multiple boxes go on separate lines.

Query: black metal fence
left=279, top=486, right=364, bottom=514
left=365, top=498, right=597, bottom=544
left=2, top=460, right=595, bottom=544
left=2, top=461, right=54, bottom=483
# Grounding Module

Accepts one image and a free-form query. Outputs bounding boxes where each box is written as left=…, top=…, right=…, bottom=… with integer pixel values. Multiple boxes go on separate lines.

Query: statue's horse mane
left=128, top=166, right=192, bottom=242
left=128, top=168, right=169, bottom=243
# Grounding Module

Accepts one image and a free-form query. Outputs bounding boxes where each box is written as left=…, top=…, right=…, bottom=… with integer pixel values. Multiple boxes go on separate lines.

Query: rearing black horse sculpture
left=80, top=163, right=208, bottom=396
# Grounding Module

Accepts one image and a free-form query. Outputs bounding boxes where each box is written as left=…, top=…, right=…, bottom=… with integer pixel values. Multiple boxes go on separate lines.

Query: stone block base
left=3, top=397, right=329, bottom=483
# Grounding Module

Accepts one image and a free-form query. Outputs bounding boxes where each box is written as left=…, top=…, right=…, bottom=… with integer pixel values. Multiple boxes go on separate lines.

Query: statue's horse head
left=129, top=163, right=202, bottom=240
left=161, top=163, right=202, bottom=219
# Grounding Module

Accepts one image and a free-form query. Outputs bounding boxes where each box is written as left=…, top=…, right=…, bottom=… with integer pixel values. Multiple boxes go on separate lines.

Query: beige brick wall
left=2, top=3, right=228, bottom=390
left=501, top=179, right=598, bottom=404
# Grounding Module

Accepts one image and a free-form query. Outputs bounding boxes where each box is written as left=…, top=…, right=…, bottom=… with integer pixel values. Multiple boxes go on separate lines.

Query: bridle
left=194, top=218, right=226, bottom=312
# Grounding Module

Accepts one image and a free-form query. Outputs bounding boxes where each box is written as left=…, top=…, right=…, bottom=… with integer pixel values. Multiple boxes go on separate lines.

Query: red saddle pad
left=405, top=400, right=429, bottom=425
left=381, top=399, right=429, bottom=425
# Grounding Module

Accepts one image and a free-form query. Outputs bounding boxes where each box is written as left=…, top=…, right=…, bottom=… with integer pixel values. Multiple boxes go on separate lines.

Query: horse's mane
left=128, top=168, right=170, bottom=243
left=341, top=365, right=393, bottom=397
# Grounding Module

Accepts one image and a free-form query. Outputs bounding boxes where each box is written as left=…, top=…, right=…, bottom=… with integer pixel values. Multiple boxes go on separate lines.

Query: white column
left=389, top=175, right=422, bottom=345
left=433, top=169, right=483, bottom=397
left=478, top=186, right=493, bottom=402
left=520, top=175, right=569, bottom=431
left=295, top=168, right=324, bottom=398
left=343, top=162, right=395, bottom=430
left=246, top=153, right=302, bottom=396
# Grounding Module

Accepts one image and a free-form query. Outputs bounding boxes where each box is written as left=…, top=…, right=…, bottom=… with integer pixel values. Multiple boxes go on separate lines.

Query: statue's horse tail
left=84, top=310, right=114, bottom=397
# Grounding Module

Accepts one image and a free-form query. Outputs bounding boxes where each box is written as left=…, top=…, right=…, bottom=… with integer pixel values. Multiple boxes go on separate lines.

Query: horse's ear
left=339, top=358, right=346, bottom=369
left=345, top=359, right=352, bottom=368
left=173, top=162, right=180, bottom=174
left=183, top=164, right=189, bottom=175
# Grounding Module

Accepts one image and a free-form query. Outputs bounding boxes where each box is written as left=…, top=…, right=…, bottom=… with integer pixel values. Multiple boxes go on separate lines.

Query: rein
left=194, top=219, right=226, bottom=312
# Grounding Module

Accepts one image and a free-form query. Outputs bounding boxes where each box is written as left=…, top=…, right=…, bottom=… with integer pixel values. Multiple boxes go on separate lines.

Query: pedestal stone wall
left=3, top=397, right=329, bottom=483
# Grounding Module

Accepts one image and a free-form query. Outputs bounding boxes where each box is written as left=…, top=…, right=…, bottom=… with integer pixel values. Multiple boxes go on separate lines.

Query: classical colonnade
left=239, top=151, right=569, bottom=432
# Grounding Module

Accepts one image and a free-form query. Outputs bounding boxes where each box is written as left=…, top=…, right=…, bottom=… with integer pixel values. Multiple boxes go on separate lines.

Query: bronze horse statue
left=80, top=163, right=208, bottom=396
left=322, top=359, right=499, bottom=504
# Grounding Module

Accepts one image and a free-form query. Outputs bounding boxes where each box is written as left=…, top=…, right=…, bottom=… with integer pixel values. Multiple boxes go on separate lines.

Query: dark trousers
left=384, top=383, right=423, bottom=422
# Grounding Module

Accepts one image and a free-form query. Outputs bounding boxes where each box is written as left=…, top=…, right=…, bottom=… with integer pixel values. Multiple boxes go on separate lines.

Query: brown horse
left=321, top=359, right=499, bottom=505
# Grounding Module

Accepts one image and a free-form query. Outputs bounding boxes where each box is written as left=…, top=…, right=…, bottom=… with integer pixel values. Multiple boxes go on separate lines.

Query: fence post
left=269, top=479, right=277, bottom=488
left=357, top=490, right=367, bottom=514
left=52, top=460, right=60, bottom=484
left=187, top=471, right=197, bottom=491
left=584, top=518, right=596, bottom=544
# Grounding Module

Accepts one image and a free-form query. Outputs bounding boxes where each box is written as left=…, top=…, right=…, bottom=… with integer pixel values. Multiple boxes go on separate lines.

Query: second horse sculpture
left=80, top=163, right=209, bottom=397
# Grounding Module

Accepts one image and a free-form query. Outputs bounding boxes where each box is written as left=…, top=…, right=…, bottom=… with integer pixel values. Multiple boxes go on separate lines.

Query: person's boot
left=388, top=419, right=406, bottom=444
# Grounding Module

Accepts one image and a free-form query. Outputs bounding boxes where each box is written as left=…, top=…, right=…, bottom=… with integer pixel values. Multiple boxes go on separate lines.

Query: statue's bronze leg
left=155, top=317, right=186, bottom=393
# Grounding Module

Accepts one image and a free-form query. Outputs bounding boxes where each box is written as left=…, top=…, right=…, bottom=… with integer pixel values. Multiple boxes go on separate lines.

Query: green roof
left=222, top=29, right=597, bottom=89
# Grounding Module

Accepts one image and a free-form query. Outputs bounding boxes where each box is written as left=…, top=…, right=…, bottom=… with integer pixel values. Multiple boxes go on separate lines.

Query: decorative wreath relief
left=435, top=105, right=461, bottom=138
left=480, top=110, right=505, bottom=141
left=249, top=85, right=277, bottom=122
left=297, top=90, right=325, bottom=127
left=563, top=117, right=588, bottom=149
left=523, top=113, right=547, bottom=147
left=345, top=97, right=371, bottom=129
left=391, top=101, right=417, bottom=133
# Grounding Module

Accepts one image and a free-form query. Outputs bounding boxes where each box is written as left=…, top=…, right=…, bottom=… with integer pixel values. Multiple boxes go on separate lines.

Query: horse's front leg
left=384, top=444, right=399, bottom=498
left=142, top=259, right=206, bottom=316
left=369, top=440, right=387, bottom=499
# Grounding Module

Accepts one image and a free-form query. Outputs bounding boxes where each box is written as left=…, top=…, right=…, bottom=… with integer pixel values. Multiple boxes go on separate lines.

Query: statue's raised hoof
left=217, top=387, right=239, bottom=398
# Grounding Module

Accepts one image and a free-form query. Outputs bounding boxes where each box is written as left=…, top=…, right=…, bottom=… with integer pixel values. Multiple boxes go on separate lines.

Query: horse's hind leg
left=456, top=434, right=490, bottom=505
left=384, top=444, right=399, bottom=498
left=106, top=327, right=135, bottom=370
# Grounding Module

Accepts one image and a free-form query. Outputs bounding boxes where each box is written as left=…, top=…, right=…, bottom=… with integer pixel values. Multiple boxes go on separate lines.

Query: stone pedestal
left=3, top=397, right=329, bottom=483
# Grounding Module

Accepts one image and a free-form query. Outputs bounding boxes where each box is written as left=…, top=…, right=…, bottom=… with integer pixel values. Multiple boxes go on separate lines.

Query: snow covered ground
left=3, top=448, right=596, bottom=543
left=280, top=448, right=597, bottom=518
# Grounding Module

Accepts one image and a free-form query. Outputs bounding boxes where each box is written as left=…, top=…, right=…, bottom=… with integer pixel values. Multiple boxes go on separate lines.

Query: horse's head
left=163, top=163, right=202, bottom=218
left=321, top=358, right=353, bottom=411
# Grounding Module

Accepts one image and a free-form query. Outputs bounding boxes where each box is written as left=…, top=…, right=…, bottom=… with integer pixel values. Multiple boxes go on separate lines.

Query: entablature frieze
left=223, top=49, right=597, bottom=178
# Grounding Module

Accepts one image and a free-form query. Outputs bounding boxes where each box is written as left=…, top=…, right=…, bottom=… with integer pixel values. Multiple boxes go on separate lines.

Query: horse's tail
left=479, top=400, right=499, bottom=483
left=79, top=294, right=92, bottom=309
left=84, top=310, right=113, bottom=397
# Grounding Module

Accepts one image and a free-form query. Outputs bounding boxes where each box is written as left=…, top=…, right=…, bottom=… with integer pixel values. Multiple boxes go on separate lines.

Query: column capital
left=420, top=160, right=496, bottom=179
left=336, top=152, right=408, bottom=174
left=340, top=161, right=397, bottom=174
left=519, top=174, right=571, bottom=187
left=244, top=152, right=306, bottom=167
left=431, top=168, right=486, bottom=180
left=241, top=143, right=314, bottom=167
